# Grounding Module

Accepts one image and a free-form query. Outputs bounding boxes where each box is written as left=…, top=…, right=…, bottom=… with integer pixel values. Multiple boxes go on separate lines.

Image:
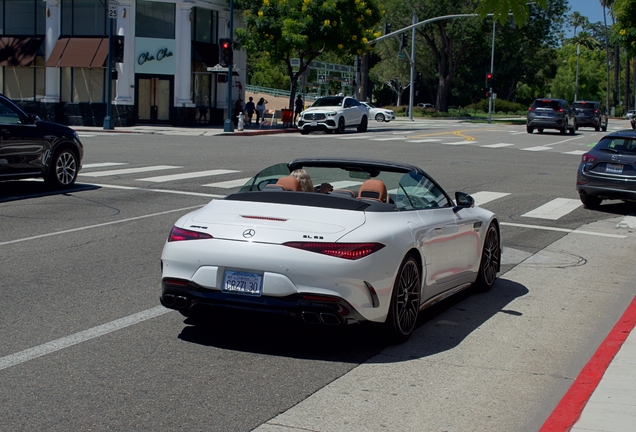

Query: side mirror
left=26, top=113, right=40, bottom=124
left=453, top=191, right=474, bottom=213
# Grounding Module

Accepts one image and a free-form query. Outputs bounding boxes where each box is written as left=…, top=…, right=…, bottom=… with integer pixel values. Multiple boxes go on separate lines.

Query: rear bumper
left=161, top=279, right=366, bottom=326
left=577, top=169, right=636, bottom=202
left=575, top=116, right=601, bottom=127
left=527, top=118, right=567, bottom=129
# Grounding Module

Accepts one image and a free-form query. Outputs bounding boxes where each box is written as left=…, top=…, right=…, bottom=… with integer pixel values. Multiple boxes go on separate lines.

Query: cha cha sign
left=134, top=37, right=176, bottom=75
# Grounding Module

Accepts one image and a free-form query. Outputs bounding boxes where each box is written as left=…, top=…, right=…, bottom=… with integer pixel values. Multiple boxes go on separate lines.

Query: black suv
left=0, top=94, right=83, bottom=188
left=527, top=98, right=576, bottom=135
left=572, top=101, right=608, bottom=132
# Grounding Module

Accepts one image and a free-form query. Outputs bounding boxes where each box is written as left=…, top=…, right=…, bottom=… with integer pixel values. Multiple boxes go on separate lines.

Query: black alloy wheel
left=386, top=255, right=421, bottom=343
left=336, top=117, right=346, bottom=134
left=357, top=116, right=368, bottom=132
left=474, top=223, right=500, bottom=292
left=45, top=148, right=78, bottom=188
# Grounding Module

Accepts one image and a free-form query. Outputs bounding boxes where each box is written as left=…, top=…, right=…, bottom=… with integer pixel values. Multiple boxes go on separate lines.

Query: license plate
left=222, top=270, right=262, bottom=296
left=310, top=121, right=318, bottom=126
left=606, top=163, right=624, bottom=174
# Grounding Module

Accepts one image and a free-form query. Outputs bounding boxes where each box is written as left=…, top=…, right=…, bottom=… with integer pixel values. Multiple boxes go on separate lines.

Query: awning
left=0, top=36, right=45, bottom=66
left=45, top=37, right=108, bottom=68
left=193, top=41, right=218, bottom=68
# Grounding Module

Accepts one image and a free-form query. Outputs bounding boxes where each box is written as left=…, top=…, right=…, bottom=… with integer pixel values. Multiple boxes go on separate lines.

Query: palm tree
left=568, top=11, right=588, bottom=37
left=600, top=0, right=614, bottom=110
left=568, top=31, right=602, bottom=51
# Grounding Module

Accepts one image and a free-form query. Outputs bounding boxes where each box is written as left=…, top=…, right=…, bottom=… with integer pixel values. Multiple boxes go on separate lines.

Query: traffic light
left=384, top=22, right=391, bottom=35
left=416, top=71, right=422, bottom=87
left=486, top=72, right=493, bottom=88
left=401, top=33, right=407, bottom=50
left=486, top=92, right=491, bottom=98
left=112, top=35, right=124, bottom=63
left=219, top=38, right=233, bottom=67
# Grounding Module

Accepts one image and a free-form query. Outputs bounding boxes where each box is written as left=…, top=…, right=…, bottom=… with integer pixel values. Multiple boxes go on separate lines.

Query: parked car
left=417, top=103, right=434, bottom=109
left=572, top=101, right=608, bottom=132
left=576, top=130, right=636, bottom=207
left=160, top=158, right=500, bottom=342
left=527, top=98, right=576, bottom=134
left=626, top=110, right=636, bottom=119
left=0, top=94, right=83, bottom=188
left=361, top=102, right=396, bottom=122
left=297, top=96, right=368, bottom=134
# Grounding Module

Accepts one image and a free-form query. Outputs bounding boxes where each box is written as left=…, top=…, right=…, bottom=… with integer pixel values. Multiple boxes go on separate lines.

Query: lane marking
left=88, top=183, right=224, bottom=198
left=443, top=140, right=477, bottom=145
left=470, top=191, right=511, bottom=206
left=369, top=137, right=408, bottom=141
left=336, top=134, right=375, bottom=140
left=539, top=295, right=636, bottom=432
left=562, top=150, right=587, bottom=155
left=0, top=307, right=173, bottom=371
left=80, top=165, right=181, bottom=177
left=82, top=162, right=128, bottom=169
left=137, top=169, right=239, bottom=182
left=406, top=138, right=443, bottom=143
left=203, top=177, right=252, bottom=188
left=549, top=136, right=585, bottom=145
left=500, top=222, right=626, bottom=238
left=522, top=146, right=553, bottom=152
left=522, top=198, right=582, bottom=220
left=481, top=143, right=514, bottom=148
left=0, top=204, right=206, bottom=246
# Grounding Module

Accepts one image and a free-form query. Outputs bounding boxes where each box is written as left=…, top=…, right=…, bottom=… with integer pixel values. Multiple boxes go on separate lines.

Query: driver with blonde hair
left=289, top=169, right=333, bottom=193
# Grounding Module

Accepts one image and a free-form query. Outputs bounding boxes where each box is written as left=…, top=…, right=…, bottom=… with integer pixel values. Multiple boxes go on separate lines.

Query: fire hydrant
left=237, top=112, right=245, bottom=131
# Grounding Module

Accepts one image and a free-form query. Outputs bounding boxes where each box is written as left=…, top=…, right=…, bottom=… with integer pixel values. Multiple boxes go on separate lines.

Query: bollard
left=237, top=112, right=245, bottom=131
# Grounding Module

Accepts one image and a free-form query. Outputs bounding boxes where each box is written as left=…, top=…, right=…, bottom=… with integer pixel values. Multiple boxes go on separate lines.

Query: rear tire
left=357, top=116, right=368, bottom=132
left=44, top=148, right=79, bottom=188
left=473, top=223, right=500, bottom=292
left=385, top=255, right=420, bottom=344
left=580, top=194, right=602, bottom=208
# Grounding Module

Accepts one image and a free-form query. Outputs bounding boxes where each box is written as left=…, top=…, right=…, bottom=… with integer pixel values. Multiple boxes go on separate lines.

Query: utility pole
left=488, top=20, right=495, bottom=124
left=223, top=0, right=235, bottom=133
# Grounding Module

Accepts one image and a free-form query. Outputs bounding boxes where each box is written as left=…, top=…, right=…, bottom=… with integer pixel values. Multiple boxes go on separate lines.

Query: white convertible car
left=160, top=158, right=501, bottom=342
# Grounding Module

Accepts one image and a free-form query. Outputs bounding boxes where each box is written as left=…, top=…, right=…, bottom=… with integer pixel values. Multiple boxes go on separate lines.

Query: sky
left=565, top=0, right=612, bottom=37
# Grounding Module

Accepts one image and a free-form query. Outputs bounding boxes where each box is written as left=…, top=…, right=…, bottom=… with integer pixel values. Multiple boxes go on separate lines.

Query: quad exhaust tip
left=301, top=311, right=341, bottom=325
left=162, top=294, right=189, bottom=309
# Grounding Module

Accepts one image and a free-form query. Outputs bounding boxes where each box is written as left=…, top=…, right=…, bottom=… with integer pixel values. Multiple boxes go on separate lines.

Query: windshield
left=311, top=97, right=344, bottom=107
left=532, top=100, right=561, bottom=109
left=237, top=163, right=452, bottom=211
left=572, top=102, right=598, bottom=110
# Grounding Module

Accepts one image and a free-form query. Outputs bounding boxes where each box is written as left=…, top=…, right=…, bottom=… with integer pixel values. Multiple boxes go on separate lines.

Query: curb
left=539, top=295, right=636, bottom=431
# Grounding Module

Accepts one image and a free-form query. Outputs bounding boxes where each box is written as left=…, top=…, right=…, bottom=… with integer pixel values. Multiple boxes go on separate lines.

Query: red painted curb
left=539, top=295, right=636, bottom=432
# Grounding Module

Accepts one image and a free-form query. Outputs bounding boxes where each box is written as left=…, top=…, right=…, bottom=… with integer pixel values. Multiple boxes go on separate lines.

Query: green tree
left=369, top=39, right=411, bottom=105
left=550, top=44, right=606, bottom=102
left=476, top=0, right=547, bottom=26
left=234, top=0, right=383, bottom=109
left=568, top=11, right=589, bottom=36
left=568, top=31, right=602, bottom=51
left=612, top=0, right=636, bottom=56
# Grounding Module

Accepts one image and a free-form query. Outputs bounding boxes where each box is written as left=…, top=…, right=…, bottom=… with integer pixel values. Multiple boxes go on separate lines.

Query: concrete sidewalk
left=251, top=215, right=636, bottom=432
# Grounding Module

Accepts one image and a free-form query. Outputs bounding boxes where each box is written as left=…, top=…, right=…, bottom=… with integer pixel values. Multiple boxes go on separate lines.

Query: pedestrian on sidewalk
left=294, top=94, right=304, bottom=126
left=256, top=97, right=268, bottom=126
left=244, top=97, right=255, bottom=126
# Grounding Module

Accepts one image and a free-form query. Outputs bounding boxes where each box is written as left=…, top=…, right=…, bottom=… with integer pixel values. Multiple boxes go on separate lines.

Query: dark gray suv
left=527, top=98, right=576, bottom=135
left=572, top=101, right=608, bottom=132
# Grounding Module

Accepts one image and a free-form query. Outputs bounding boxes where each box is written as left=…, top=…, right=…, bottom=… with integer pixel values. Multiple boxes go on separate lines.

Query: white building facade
left=0, top=0, right=245, bottom=126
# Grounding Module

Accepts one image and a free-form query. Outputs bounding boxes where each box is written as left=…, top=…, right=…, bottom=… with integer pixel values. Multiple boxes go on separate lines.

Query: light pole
left=103, top=3, right=115, bottom=130
left=488, top=20, right=495, bottom=124
left=574, top=43, right=581, bottom=102
left=223, top=0, right=235, bottom=133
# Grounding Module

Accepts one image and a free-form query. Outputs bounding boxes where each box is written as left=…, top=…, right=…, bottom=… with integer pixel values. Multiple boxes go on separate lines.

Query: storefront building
left=0, top=0, right=245, bottom=126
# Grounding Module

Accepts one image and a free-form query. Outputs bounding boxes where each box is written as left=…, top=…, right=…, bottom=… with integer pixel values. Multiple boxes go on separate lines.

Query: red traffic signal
left=219, top=38, right=233, bottom=67
left=486, top=73, right=493, bottom=88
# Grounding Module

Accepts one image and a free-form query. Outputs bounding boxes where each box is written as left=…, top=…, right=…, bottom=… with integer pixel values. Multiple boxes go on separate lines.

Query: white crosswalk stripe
left=470, top=191, right=511, bottom=206
left=203, top=178, right=252, bottom=188
left=521, top=198, right=582, bottom=220
left=137, top=169, right=239, bottom=182
left=521, top=146, right=553, bottom=152
left=370, top=137, right=409, bottom=141
left=481, top=143, right=514, bottom=148
left=81, top=165, right=181, bottom=177
left=405, top=138, right=444, bottom=143
left=562, top=150, right=587, bottom=155
left=82, top=163, right=128, bottom=169
left=443, top=140, right=477, bottom=145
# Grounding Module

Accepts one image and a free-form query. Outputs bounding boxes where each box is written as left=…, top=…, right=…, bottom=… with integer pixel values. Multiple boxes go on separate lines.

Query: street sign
left=207, top=65, right=229, bottom=72
left=318, top=74, right=326, bottom=84
left=397, top=52, right=405, bottom=59
left=108, top=1, right=118, bottom=19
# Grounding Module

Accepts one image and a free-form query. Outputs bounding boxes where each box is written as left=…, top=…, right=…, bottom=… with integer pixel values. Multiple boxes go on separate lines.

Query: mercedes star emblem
left=243, top=229, right=256, bottom=238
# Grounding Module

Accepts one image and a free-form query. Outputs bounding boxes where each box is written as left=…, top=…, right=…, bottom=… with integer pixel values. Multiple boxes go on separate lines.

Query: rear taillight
left=168, top=226, right=213, bottom=242
left=283, top=242, right=385, bottom=260
left=554, top=107, right=564, bottom=112
left=581, top=153, right=597, bottom=163
left=594, top=110, right=599, bottom=114
left=528, top=107, right=534, bottom=111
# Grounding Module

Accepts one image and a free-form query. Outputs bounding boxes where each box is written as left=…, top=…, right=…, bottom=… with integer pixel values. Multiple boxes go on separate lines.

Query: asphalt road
left=1, top=119, right=635, bottom=431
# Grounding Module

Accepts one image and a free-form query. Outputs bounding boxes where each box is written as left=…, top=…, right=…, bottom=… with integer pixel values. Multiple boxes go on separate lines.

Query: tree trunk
left=603, top=6, right=610, bottom=110
left=614, top=45, right=620, bottom=107
left=626, top=53, right=631, bottom=111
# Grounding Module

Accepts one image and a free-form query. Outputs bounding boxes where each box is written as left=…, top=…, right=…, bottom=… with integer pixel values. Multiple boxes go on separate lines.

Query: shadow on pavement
left=177, top=278, right=528, bottom=364
left=0, top=180, right=100, bottom=203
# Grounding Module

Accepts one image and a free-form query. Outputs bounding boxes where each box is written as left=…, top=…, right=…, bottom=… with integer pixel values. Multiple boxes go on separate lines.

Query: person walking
left=294, top=94, right=304, bottom=126
left=256, top=97, right=268, bottom=126
left=244, top=97, right=255, bottom=126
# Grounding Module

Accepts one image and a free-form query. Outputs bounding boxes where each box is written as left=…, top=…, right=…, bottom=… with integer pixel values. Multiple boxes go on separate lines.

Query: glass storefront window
left=192, top=8, right=218, bottom=44
left=1, top=0, right=45, bottom=35
left=136, top=1, right=175, bottom=39
left=4, top=67, right=33, bottom=100
left=61, top=0, right=106, bottom=36
left=60, top=67, right=107, bottom=103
